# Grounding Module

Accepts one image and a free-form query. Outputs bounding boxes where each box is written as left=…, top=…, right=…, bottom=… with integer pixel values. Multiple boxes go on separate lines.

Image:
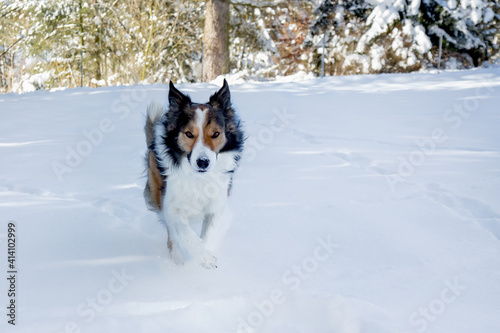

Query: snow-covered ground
left=1, top=68, right=500, bottom=333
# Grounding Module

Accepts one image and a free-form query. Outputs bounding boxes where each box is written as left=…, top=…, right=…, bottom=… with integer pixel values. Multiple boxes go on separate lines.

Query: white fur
left=195, top=107, right=206, bottom=130
left=189, top=108, right=217, bottom=173
left=146, top=102, right=165, bottom=123
left=162, top=151, right=237, bottom=268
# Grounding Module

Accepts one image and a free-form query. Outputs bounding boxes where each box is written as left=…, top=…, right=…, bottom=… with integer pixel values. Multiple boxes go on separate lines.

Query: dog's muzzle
left=196, top=157, right=210, bottom=172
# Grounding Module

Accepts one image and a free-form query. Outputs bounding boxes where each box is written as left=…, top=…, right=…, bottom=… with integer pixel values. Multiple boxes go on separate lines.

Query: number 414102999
left=7, top=222, right=16, bottom=270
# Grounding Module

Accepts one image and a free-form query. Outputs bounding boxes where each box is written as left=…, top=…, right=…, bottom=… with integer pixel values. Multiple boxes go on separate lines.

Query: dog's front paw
left=200, top=250, right=217, bottom=269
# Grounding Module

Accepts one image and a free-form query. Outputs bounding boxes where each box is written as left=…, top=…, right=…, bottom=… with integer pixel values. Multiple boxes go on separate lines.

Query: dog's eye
left=185, top=131, right=194, bottom=139
left=212, top=132, right=220, bottom=139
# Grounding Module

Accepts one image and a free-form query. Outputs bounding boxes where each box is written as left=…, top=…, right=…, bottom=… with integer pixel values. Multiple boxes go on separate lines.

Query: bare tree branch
left=230, top=0, right=286, bottom=7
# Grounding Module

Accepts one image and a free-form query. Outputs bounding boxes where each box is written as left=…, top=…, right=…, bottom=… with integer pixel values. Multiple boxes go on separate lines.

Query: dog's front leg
left=200, top=212, right=219, bottom=243
left=163, top=209, right=217, bottom=269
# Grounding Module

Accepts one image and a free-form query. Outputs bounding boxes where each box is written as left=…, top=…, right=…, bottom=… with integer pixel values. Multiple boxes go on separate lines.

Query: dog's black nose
left=197, top=158, right=210, bottom=170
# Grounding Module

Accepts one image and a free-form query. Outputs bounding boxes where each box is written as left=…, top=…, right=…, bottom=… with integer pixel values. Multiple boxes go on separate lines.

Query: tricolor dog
left=144, top=80, right=244, bottom=268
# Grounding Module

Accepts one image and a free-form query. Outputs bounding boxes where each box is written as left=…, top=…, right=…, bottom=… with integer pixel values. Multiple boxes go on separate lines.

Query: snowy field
left=1, top=68, right=500, bottom=333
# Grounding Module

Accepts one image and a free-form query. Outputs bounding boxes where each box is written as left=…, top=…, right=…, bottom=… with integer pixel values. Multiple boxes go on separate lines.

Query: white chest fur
left=164, top=152, right=237, bottom=219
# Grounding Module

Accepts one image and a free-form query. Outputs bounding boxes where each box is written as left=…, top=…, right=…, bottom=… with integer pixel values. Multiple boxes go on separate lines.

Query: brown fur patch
left=177, top=124, right=199, bottom=154
left=144, top=149, right=165, bottom=212
left=203, top=119, right=227, bottom=152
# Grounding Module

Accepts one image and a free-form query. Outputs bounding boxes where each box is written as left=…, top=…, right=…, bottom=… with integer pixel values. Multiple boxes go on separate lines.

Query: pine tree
left=307, top=0, right=499, bottom=75
left=420, top=0, right=500, bottom=65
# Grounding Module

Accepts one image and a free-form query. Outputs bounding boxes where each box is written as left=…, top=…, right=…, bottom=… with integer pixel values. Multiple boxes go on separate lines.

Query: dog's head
left=165, top=79, right=241, bottom=173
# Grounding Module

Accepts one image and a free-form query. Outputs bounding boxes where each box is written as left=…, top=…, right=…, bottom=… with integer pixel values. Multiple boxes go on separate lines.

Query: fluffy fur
left=144, top=80, right=244, bottom=268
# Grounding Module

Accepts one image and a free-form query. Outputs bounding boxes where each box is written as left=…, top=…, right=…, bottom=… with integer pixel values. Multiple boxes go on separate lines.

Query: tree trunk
left=202, top=0, right=230, bottom=82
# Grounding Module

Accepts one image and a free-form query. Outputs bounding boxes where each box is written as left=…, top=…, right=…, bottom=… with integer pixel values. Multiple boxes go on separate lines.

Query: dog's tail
left=144, top=102, right=165, bottom=213
left=145, top=102, right=164, bottom=147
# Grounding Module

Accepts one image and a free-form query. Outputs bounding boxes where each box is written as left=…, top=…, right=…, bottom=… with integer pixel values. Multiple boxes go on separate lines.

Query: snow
left=356, top=1, right=400, bottom=53
left=446, top=57, right=460, bottom=69
left=369, top=45, right=385, bottom=71
left=408, top=0, right=421, bottom=16
left=90, top=79, right=107, bottom=87
left=483, top=7, right=494, bottom=23
left=1, top=68, right=500, bottom=333
left=255, top=16, right=278, bottom=56
left=344, top=54, right=371, bottom=73
left=20, top=70, right=54, bottom=93
left=448, top=0, right=457, bottom=9
left=403, top=21, right=432, bottom=55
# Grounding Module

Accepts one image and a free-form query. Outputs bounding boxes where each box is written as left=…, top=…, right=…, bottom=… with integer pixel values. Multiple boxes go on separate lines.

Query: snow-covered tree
left=307, top=0, right=499, bottom=75
left=420, top=0, right=500, bottom=66
left=230, top=3, right=281, bottom=76
left=0, top=0, right=39, bottom=92
left=230, top=1, right=314, bottom=77
left=1, top=0, right=206, bottom=92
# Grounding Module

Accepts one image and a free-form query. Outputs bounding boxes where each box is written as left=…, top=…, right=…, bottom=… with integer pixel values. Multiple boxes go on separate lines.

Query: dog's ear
left=209, top=79, right=231, bottom=111
left=169, top=81, right=191, bottom=112
left=167, top=81, right=190, bottom=131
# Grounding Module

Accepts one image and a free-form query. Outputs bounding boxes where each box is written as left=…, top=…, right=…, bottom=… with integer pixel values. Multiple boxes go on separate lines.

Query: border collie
left=144, top=80, right=244, bottom=268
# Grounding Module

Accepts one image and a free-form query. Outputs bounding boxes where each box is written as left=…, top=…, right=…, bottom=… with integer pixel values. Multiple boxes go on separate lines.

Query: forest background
left=0, top=0, right=499, bottom=93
